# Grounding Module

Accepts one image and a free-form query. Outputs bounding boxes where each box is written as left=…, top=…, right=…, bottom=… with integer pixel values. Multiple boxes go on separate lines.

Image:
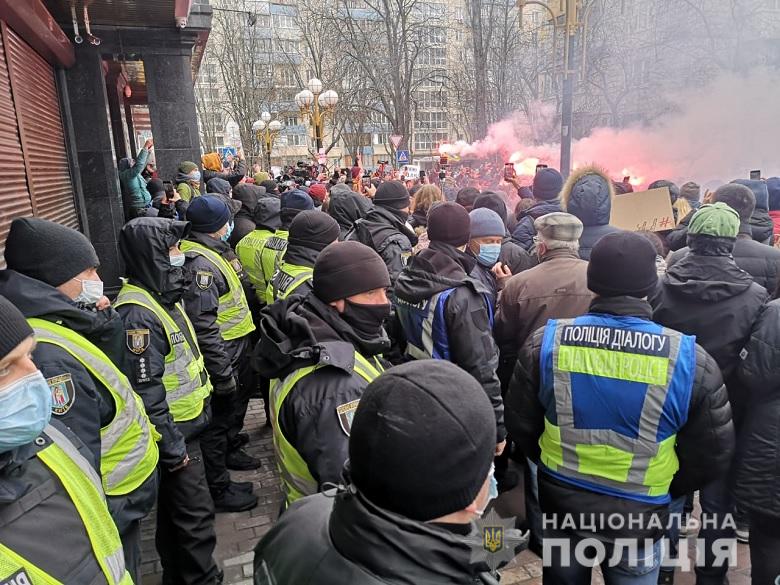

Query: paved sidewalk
left=141, top=398, right=751, bottom=584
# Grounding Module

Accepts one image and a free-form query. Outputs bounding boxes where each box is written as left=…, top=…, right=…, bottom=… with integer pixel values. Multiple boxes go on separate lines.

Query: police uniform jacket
left=506, top=295, right=734, bottom=542
left=253, top=294, right=390, bottom=489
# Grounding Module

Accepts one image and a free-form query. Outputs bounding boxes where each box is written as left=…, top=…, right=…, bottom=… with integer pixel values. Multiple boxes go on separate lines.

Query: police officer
left=266, top=210, right=340, bottom=303
left=238, top=189, right=314, bottom=306
left=394, top=202, right=506, bottom=456
left=253, top=241, right=391, bottom=507
left=115, top=217, right=221, bottom=584
left=236, top=197, right=282, bottom=302
left=182, top=196, right=259, bottom=512
left=0, top=294, right=133, bottom=584
left=0, top=218, right=159, bottom=582
left=505, top=231, right=735, bottom=584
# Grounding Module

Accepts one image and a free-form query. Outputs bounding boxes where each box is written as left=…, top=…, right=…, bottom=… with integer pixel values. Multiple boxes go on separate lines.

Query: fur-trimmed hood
left=560, top=165, right=616, bottom=227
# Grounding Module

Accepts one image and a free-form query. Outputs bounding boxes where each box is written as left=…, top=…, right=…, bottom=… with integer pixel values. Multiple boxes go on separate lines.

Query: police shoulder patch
left=126, top=329, right=150, bottom=355
left=196, top=271, right=214, bottom=290
left=336, top=399, right=361, bottom=437
left=47, top=373, right=75, bottom=416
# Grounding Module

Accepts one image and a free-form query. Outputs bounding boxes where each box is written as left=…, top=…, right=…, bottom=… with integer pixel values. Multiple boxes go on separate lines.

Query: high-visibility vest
left=115, top=282, right=212, bottom=422
left=29, top=318, right=160, bottom=497
left=236, top=228, right=276, bottom=301
left=270, top=352, right=384, bottom=505
left=396, top=287, right=493, bottom=361
left=266, top=262, right=313, bottom=303
left=181, top=240, right=256, bottom=340
left=0, top=425, right=132, bottom=584
left=538, top=315, right=696, bottom=504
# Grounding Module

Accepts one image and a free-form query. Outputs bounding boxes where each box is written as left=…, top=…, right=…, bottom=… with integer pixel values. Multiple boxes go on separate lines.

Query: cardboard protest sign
left=610, top=187, right=676, bottom=232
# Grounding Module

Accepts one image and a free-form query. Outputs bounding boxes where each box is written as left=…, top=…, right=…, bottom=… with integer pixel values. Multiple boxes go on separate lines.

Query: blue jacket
left=511, top=199, right=562, bottom=251
left=119, top=147, right=152, bottom=210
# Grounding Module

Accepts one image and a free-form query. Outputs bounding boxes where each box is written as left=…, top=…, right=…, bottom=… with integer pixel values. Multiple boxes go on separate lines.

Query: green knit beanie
left=178, top=160, right=198, bottom=174
left=688, top=202, right=739, bottom=238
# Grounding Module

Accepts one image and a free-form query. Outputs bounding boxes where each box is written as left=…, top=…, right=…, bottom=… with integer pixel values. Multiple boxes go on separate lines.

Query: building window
left=416, top=91, right=447, bottom=109
left=414, top=131, right=448, bottom=151
left=284, top=115, right=299, bottom=126
left=284, top=133, right=307, bottom=147
left=416, top=111, right=447, bottom=130
left=271, top=13, right=295, bottom=29
left=276, top=67, right=298, bottom=87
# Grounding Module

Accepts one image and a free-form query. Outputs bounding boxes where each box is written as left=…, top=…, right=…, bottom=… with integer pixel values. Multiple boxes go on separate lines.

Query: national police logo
left=47, top=373, right=75, bottom=416
left=230, top=258, right=244, bottom=274
left=196, top=271, right=214, bottom=290
left=483, top=525, right=504, bottom=553
left=336, top=399, right=360, bottom=436
left=126, top=329, right=150, bottom=355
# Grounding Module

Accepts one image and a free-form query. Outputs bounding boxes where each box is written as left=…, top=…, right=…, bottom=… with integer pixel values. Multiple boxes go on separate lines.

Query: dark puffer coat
left=511, top=199, right=562, bottom=251
left=560, top=166, right=622, bottom=260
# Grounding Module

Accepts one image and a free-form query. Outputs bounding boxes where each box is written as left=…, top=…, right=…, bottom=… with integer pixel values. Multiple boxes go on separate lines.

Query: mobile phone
left=623, top=176, right=630, bottom=183
left=438, top=170, right=446, bottom=180
left=419, top=170, right=426, bottom=178
left=504, top=163, right=516, bottom=181
left=361, top=176, right=371, bottom=187
left=750, top=170, right=761, bottom=180
left=535, top=164, right=548, bottom=173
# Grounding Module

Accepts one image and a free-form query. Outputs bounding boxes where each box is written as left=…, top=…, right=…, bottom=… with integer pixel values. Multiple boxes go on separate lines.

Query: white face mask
left=73, top=279, right=103, bottom=305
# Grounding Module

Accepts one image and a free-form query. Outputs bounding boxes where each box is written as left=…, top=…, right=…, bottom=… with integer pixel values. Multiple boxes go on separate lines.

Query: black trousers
left=200, top=393, right=233, bottom=495
left=227, top=336, right=256, bottom=448
left=749, top=510, right=780, bottom=585
left=157, top=437, right=219, bottom=585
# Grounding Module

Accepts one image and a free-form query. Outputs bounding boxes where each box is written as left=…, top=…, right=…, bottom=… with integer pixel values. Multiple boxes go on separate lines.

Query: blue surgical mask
left=221, top=221, right=234, bottom=242
left=188, top=170, right=201, bottom=183
left=73, top=279, right=104, bottom=305
left=477, top=243, right=501, bottom=267
left=169, top=253, right=186, bottom=267
left=0, top=371, right=53, bottom=453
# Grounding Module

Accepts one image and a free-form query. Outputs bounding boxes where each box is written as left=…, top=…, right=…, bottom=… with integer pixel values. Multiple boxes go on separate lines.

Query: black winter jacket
left=511, top=199, right=562, bottom=251
left=347, top=205, right=417, bottom=290
left=506, top=296, right=734, bottom=542
left=500, top=236, right=536, bottom=275
left=328, top=184, right=372, bottom=240
left=203, top=157, right=246, bottom=187
left=255, top=489, right=500, bottom=585
left=229, top=183, right=265, bottom=248
left=117, top=217, right=210, bottom=468
left=750, top=209, right=774, bottom=245
left=665, top=209, right=696, bottom=252
left=650, top=245, right=768, bottom=425
left=666, top=224, right=780, bottom=293
left=182, top=231, right=254, bottom=389
left=394, top=241, right=506, bottom=442
left=734, top=300, right=780, bottom=518
left=253, top=294, right=390, bottom=489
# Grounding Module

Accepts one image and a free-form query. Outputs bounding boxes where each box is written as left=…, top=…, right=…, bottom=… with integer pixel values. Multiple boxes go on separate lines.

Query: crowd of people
left=1, top=143, right=779, bottom=585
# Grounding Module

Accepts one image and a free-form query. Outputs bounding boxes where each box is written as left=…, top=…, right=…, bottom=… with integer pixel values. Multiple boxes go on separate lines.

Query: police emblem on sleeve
left=196, top=271, right=214, bottom=290
left=126, top=329, right=150, bottom=355
left=336, top=399, right=360, bottom=436
left=47, top=373, right=75, bottom=416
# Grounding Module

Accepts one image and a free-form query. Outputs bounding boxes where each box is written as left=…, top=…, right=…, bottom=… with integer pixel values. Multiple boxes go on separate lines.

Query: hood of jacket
left=253, top=197, right=282, bottom=231
left=353, top=206, right=418, bottom=250
left=749, top=209, right=774, bottom=244
left=561, top=165, right=616, bottom=227
left=733, top=179, right=769, bottom=211
left=118, top=158, right=132, bottom=172
left=328, top=489, right=487, bottom=584
left=120, top=217, right=191, bottom=305
left=0, top=269, right=126, bottom=363
left=395, top=241, right=481, bottom=304
left=253, top=294, right=389, bottom=380
left=663, top=253, right=756, bottom=303
left=328, top=188, right=373, bottom=235
left=232, top=183, right=264, bottom=217
left=206, top=177, right=231, bottom=195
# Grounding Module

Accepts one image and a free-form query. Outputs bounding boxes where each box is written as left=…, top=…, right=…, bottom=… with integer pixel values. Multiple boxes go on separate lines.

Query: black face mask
left=341, top=300, right=392, bottom=340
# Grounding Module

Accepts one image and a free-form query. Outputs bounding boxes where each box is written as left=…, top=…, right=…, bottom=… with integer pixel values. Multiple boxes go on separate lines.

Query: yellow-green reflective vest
left=115, top=282, right=212, bottom=422
left=181, top=240, right=256, bottom=341
left=270, top=352, right=384, bottom=505
left=29, top=318, right=160, bottom=497
left=236, top=228, right=276, bottom=301
left=0, top=425, right=132, bottom=585
left=266, top=263, right=313, bottom=303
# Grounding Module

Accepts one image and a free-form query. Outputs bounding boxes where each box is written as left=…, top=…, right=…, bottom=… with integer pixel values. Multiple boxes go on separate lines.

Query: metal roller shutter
left=3, top=23, right=78, bottom=230
left=0, top=26, right=33, bottom=261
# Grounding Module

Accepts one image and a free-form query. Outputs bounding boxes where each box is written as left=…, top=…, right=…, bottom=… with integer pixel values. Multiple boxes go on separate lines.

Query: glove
left=213, top=376, right=237, bottom=396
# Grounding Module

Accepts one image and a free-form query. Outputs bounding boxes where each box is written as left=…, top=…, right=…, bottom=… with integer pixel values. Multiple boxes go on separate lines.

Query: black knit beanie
left=349, top=360, right=496, bottom=521
left=0, top=295, right=33, bottom=361
left=473, top=192, right=508, bottom=225
left=427, top=202, right=471, bottom=246
left=288, top=210, right=340, bottom=251
left=5, top=218, right=99, bottom=287
left=587, top=231, right=658, bottom=298
left=374, top=181, right=411, bottom=210
left=313, top=241, right=390, bottom=303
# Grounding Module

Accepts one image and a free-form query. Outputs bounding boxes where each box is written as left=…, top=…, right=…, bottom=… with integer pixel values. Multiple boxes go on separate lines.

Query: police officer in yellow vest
left=0, top=294, right=134, bottom=585
left=182, top=196, right=260, bottom=512
left=254, top=241, right=392, bottom=506
left=236, top=196, right=281, bottom=300
left=116, top=217, right=222, bottom=584
left=266, top=210, right=339, bottom=303
left=506, top=232, right=735, bottom=584
left=0, top=218, right=159, bottom=583
left=237, top=189, right=314, bottom=306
